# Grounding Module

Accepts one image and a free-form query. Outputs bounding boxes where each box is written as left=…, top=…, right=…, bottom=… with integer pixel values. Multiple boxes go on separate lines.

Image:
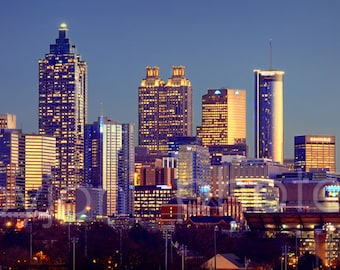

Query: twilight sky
left=1, top=1, right=340, bottom=166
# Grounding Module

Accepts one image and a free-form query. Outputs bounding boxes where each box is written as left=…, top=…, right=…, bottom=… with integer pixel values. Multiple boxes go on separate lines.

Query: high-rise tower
left=38, top=23, right=87, bottom=220
left=138, top=66, right=192, bottom=153
left=196, top=88, right=246, bottom=147
left=177, top=144, right=211, bottom=199
left=254, top=69, right=284, bottom=164
left=18, top=134, right=56, bottom=210
left=84, top=116, right=135, bottom=216
left=0, top=128, right=20, bottom=209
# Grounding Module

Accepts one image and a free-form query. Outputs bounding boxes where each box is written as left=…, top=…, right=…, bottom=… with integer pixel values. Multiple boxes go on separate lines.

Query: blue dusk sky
left=1, top=1, right=340, bottom=166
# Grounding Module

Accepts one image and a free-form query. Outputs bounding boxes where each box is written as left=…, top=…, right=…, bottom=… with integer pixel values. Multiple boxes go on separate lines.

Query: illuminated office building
left=295, top=135, right=336, bottom=173
left=0, top=129, right=20, bottom=209
left=254, top=69, right=284, bottom=164
left=38, top=23, right=87, bottom=220
left=0, top=114, right=16, bottom=129
left=177, top=144, right=210, bottom=199
left=232, top=178, right=279, bottom=212
left=197, top=88, right=246, bottom=147
left=0, top=131, right=56, bottom=211
left=134, top=185, right=175, bottom=226
left=84, top=116, right=135, bottom=216
left=18, top=134, right=56, bottom=210
left=138, top=66, right=192, bottom=152
left=210, top=157, right=287, bottom=200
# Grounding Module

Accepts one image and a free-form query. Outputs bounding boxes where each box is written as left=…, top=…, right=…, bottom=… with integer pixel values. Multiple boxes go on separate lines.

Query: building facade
left=254, top=69, right=284, bottom=164
left=294, top=135, right=336, bottom=173
left=18, top=134, right=56, bottom=210
left=134, top=185, right=175, bottom=226
left=38, top=23, right=87, bottom=220
left=84, top=116, right=135, bottom=217
left=197, top=88, right=246, bottom=147
left=210, top=157, right=288, bottom=200
left=177, top=144, right=211, bottom=199
left=0, top=129, right=20, bottom=209
left=0, top=114, right=16, bottom=129
left=232, top=177, right=279, bottom=212
left=138, top=66, right=192, bottom=152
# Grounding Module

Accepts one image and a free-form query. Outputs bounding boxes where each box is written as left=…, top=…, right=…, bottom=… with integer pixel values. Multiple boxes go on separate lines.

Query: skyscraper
left=138, top=66, right=192, bottom=152
left=0, top=128, right=20, bottom=209
left=294, top=135, right=336, bottom=173
left=38, top=23, right=87, bottom=220
left=84, top=116, right=135, bottom=216
left=18, top=134, right=56, bottom=210
left=196, top=88, right=246, bottom=147
left=177, top=144, right=211, bottom=199
left=254, top=69, right=284, bottom=164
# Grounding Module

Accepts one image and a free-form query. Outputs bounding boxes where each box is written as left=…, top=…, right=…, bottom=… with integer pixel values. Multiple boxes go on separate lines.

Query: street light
left=295, top=229, right=300, bottom=270
left=72, top=237, right=78, bottom=270
left=214, top=225, right=218, bottom=270
left=314, top=227, right=323, bottom=269
left=181, top=244, right=186, bottom=270
left=85, top=205, right=91, bottom=220
left=28, top=219, right=33, bottom=265
left=85, top=206, right=91, bottom=259
left=119, top=228, right=123, bottom=269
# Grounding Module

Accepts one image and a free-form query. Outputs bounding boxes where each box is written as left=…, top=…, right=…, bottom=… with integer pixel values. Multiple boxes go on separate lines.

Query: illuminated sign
left=325, top=185, right=340, bottom=197
left=260, top=71, right=275, bottom=76
left=310, top=137, right=332, bottom=143
left=214, top=89, right=222, bottom=95
left=199, top=185, right=211, bottom=193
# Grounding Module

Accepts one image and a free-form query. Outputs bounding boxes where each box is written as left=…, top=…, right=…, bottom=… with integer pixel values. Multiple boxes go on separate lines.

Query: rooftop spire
left=269, top=39, right=272, bottom=70
left=59, top=22, right=68, bottom=31
left=50, top=23, right=73, bottom=54
left=58, top=22, right=68, bottom=39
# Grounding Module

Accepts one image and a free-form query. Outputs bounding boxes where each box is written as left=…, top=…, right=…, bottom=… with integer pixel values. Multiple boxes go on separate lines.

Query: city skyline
left=1, top=1, right=340, bottom=167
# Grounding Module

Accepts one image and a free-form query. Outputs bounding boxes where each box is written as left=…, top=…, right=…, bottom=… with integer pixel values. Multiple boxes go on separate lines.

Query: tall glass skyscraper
left=38, top=23, right=87, bottom=220
left=197, top=88, right=246, bottom=147
left=18, top=134, right=56, bottom=210
left=177, top=144, right=211, bottom=199
left=254, top=69, right=284, bottom=164
left=84, top=116, right=135, bottom=216
left=138, top=66, right=192, bottom=153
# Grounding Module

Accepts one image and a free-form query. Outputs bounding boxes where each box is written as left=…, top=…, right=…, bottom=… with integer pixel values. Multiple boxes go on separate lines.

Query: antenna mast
left=100, top=102, right=104, bottom=116
left=269, top=39, right=272, bottom=70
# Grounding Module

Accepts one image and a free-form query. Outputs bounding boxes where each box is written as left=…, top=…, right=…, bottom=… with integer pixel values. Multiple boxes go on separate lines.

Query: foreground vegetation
left=0, top=220, right=337, bottom=269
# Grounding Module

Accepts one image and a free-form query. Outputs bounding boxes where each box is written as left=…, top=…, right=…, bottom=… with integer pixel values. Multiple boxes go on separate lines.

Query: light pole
left=315, top=228, right=322, bottom=269
left=214, top=225, right=218, bottom=270
left=29, top=219, right=32, bottom=265
left=165, top=229, right=168, bottom=270
left=68, top=222, right=71, bottom=253
left=119, top=228, right=123, bottom=269
left=295, top=230, right=299, bottom=270
left=181, top=244, right=186, bottom=270
left=85, top=206, right=91, bottom=260
left=72, top=237, right=78, bottom=270
left=284, top=245, right=288, bottom=270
